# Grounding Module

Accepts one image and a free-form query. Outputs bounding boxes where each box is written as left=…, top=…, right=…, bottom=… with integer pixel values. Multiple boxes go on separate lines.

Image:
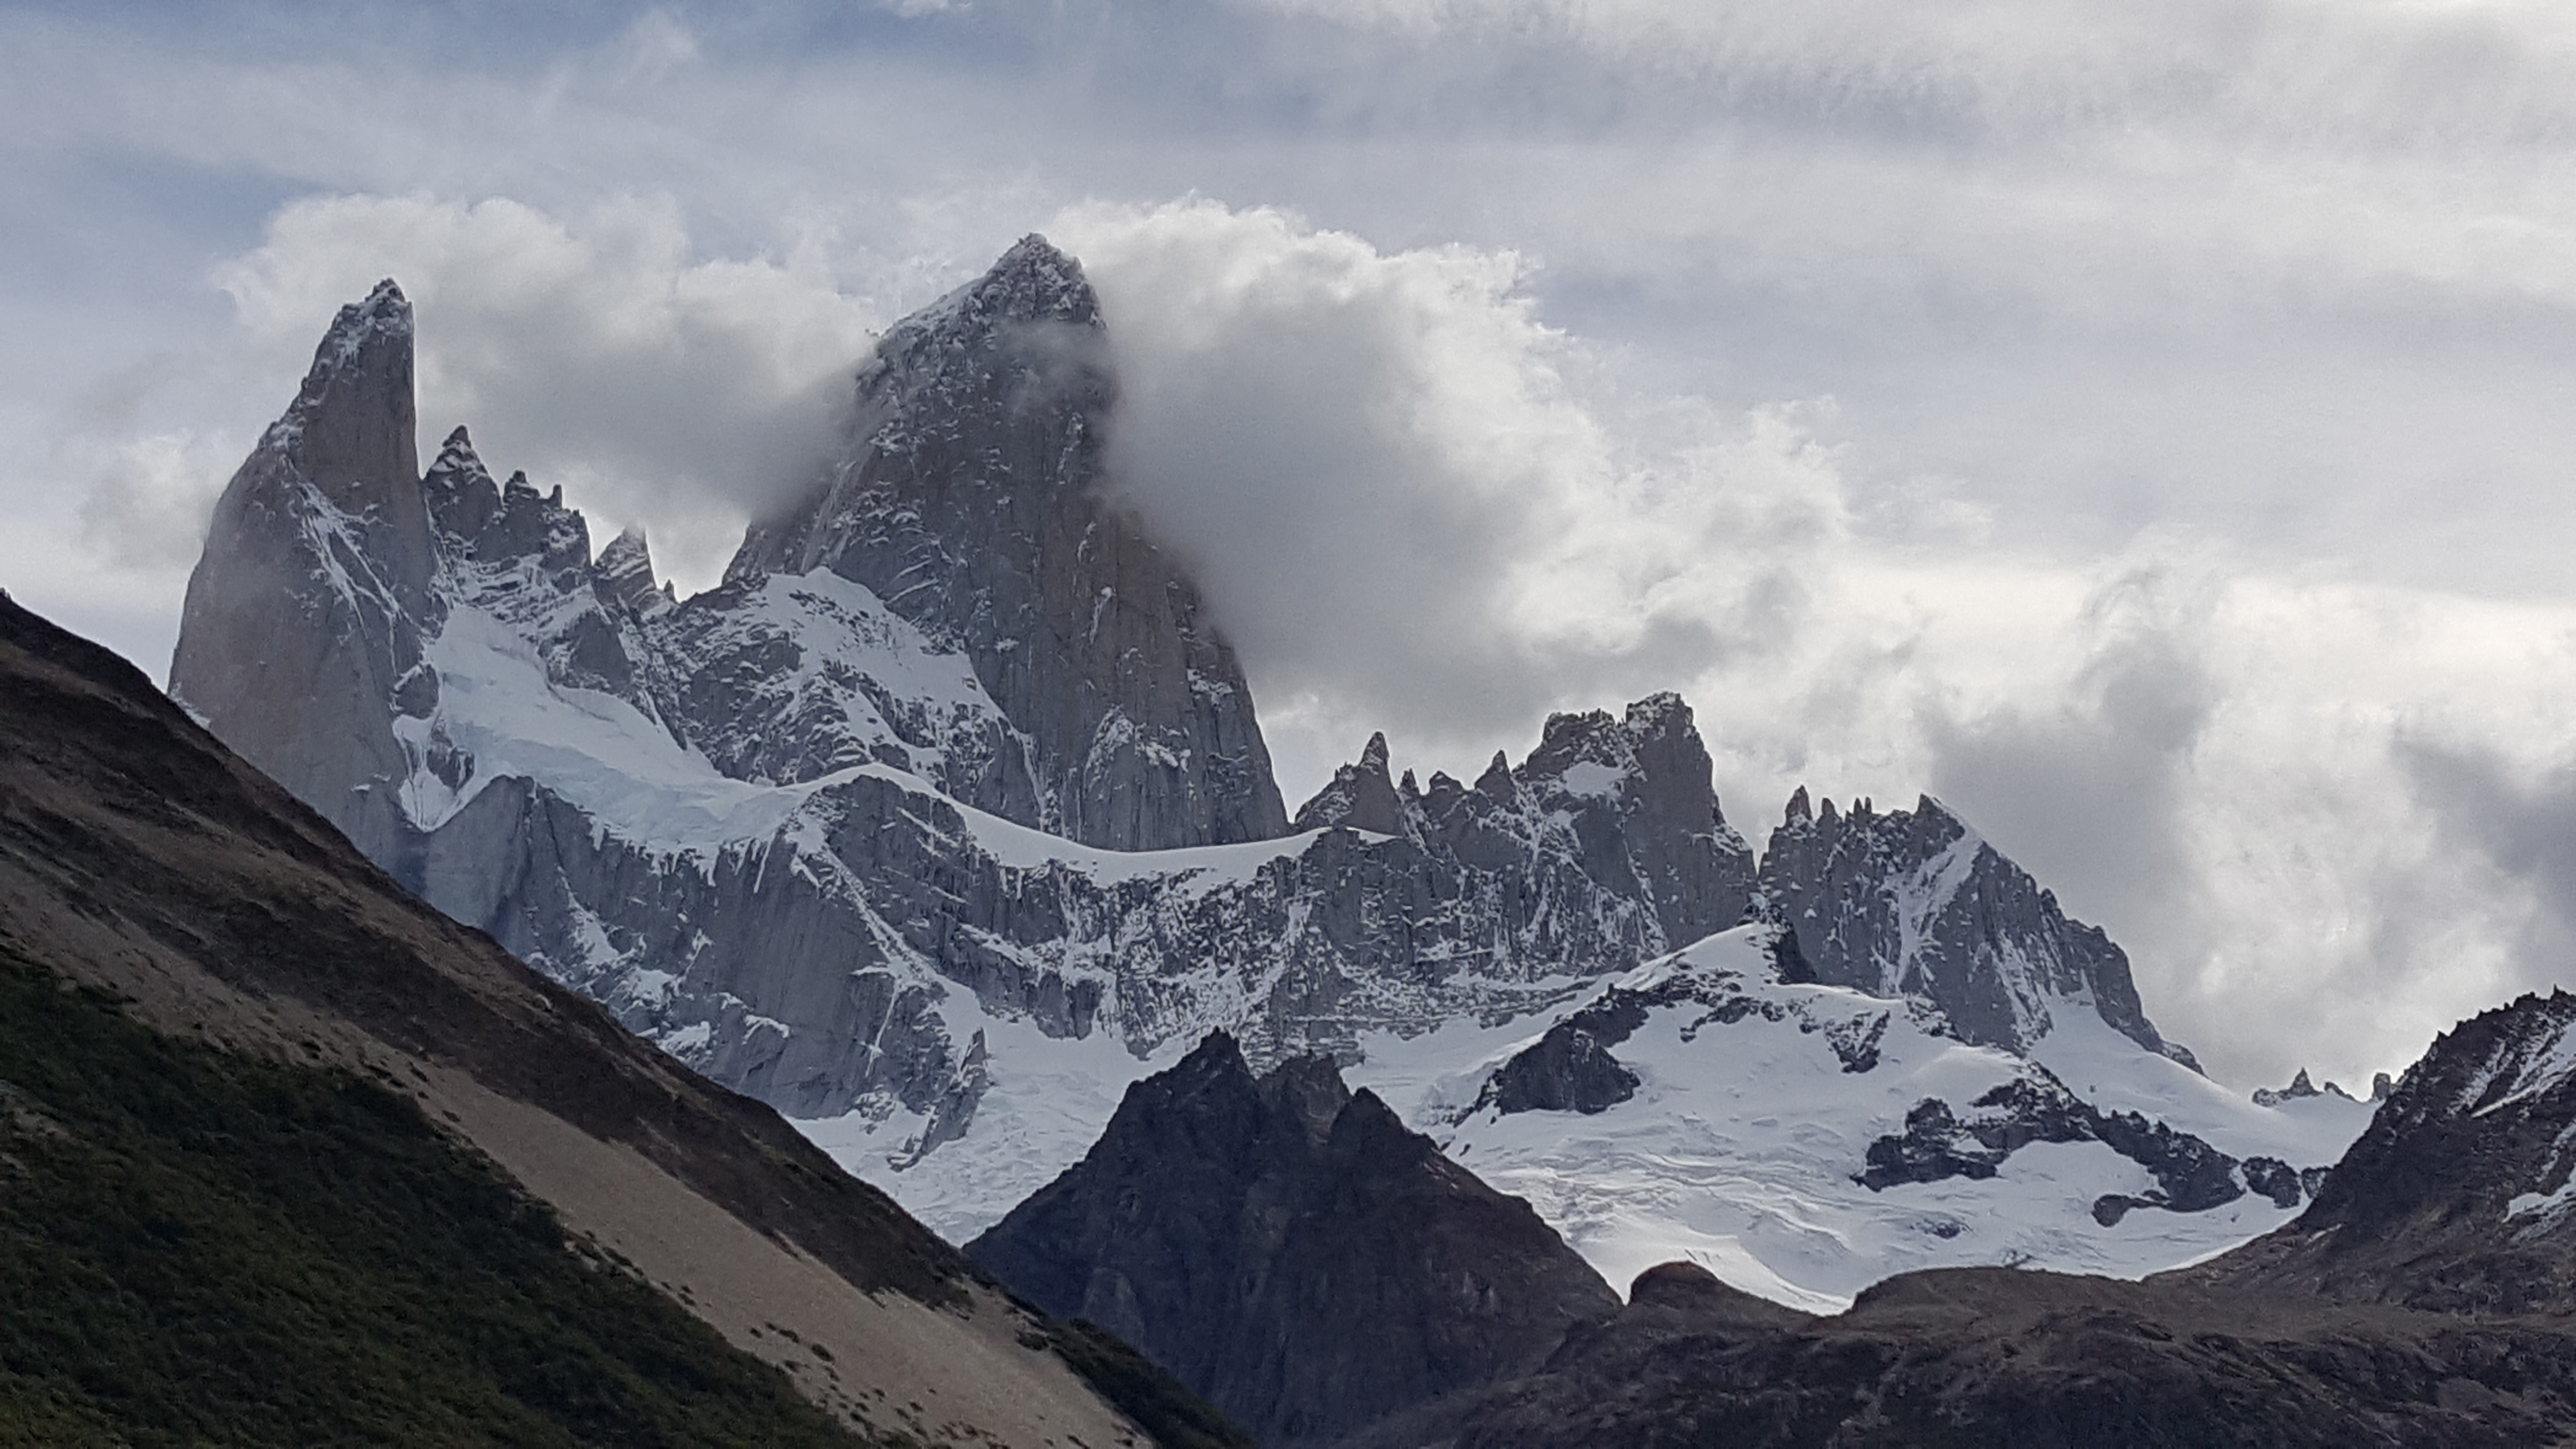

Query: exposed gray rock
left=1756, top=788, right=2191, bottom=1064
left=728, top=236, right=1287, bottom=851
left=2254, top=1067, right=2364, bottom=1107
left=1290, top=731, right=1411, bottom=837
left=967, top=1032, right=1621, bottom=1448
left=168, top=279, right=434, bottom=871
left=1477, top=1018, right=1643, bottom=1116
left=167, top=252, right=2200, bottom=1179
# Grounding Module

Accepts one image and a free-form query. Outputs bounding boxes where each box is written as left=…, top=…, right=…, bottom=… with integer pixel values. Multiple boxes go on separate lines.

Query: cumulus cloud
left=1924, top=562, right=2218, bottom=937
left=1060, top=199, right=1845, bottom=792
left=13, top=0, right=2576, bottom=1100
left=211, top=193, right=882, bottom=591
left=74, top=430, right=244, bottom=570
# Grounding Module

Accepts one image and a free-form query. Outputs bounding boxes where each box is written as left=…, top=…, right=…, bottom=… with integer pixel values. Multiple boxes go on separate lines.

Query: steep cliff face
left=168, top=280, right=433, bottom=869
left=968, top=1033, right=1620, bottom=1448
left=729, top=237, right=1286, bottom=852
left=1756, top=789, right=2189, bottom=1064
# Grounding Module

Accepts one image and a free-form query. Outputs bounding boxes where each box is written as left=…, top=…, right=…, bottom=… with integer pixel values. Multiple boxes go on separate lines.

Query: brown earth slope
left=0, top=589, right=1217, bottom=1449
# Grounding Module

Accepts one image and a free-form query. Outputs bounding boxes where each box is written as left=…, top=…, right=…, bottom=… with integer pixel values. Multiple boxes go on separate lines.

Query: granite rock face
left=1293, top=694, right=1758, bottom=961
left=168, top=280, right=434, bottom=869
left=730, top=236, right=1287, bottom=852
left=967, top=1032, right=1621, bottom=1447
left=1756, top=788, right=2190, bottom=1064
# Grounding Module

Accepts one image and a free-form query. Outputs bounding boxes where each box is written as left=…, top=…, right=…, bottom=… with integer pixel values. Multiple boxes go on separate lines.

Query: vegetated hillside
left=0, top=954, right=866, bottom=1447
left=0, top=589, right=1238, bottom=1449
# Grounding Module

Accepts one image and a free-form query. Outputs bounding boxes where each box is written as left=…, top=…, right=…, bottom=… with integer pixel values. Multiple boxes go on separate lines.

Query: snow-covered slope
left=1351, top=927, right=2372, bottom=1311
left=164, top=242, right=2366, bottom=1313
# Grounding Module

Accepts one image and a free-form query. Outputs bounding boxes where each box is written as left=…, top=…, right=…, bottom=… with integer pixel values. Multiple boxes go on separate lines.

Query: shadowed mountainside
left=970, top=1033, right=1621, bottom=1447
left=0, top=590, right=1244, bottom=1449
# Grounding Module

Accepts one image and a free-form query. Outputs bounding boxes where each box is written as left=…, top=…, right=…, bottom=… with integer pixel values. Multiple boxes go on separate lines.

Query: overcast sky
left=9, top=0, right=2576, bottom=1091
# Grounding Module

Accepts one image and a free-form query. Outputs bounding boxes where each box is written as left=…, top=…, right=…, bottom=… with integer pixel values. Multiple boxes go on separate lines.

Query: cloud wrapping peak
left=10, top=0, right=2576, bottom=1095
left=1061, top=199, right=1845, bottom=786
left=211, top=193, right=881, bottom=590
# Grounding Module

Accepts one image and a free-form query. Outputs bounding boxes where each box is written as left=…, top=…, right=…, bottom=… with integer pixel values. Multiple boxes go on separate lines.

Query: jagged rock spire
left=592, top=526, right=663, bottom=617
left=1755, top=789, right=2190, bottom=1065
left=1293, top=731, right=1413, bottom=837
left=170, top=277, right=435, bottom=867
left=723, top=237, right=1289, bottom=851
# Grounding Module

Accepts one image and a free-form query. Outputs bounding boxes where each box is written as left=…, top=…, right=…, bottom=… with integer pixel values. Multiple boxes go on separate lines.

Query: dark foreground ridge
left=970, top=1032, right=1622, bottom=1447
left=0, top=592, right=1237, bottom=1447
left=0, top=953, right=859, bottom=1446
left=967, top=970, right=2576, bottom=1446
left=1338, top=989, right=2576, bottom=1449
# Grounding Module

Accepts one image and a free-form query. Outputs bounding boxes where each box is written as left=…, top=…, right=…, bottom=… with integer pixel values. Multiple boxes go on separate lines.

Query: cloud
left=209, top=193, right=882, bottom=591
left=2400, top=738, right=2576, bottom=982
left=1924, top=561, right=2218, bottom=936
left=1058, top=199, right=1846, bottom=794
left=11, top=0, right=2576, bottom=1105
left=74, top=429, right=245, bottom=570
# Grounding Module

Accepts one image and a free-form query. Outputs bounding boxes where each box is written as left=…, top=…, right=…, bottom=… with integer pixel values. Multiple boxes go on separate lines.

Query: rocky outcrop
left=2201, top=989, right=2576, bottom=1314
left=967, top=1032, right=1621, bottom=1447
left=2253, top=1067, right=2368, bottom=1107
left=1476, top=1014, right=1644, bottom=1116
left=728, top=236, right=1287, bottom=851
left=168, top=280, right=435, bottom=869
left=1299, top=697, right=1757, bottom=951
left=1856, top=1074, right=2263, bottom=1223
left=1756, top=789, right=2190, bottom=1063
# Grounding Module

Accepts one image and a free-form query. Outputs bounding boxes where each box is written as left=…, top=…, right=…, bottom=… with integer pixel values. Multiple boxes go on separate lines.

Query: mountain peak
left=263, top=278, right=419, bottom=495
left=1360, top=730, right=1391, bottom=773
left=724, top=234, right=1286, bottom=851
left=325, top=277, right=411, bottom=348
left=897, top=233, right=1100, bottom=344
left=969, top=1033, right=1618, bottom=1445
left=425, top=425, right=491, bottom=488
left=1291, top=730, right=1413, bottom=836
left=592, top=526, right=664, bottom=617
left=977, top=233, right=1096, bottom=322
left=1756, top=790, right=2179, bottom=1061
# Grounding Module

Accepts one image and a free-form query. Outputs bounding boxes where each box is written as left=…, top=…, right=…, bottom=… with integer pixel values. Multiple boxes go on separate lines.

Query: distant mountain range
left=161, top=239, right=2378, bottom=1314
left=6, top=230, right=2571, bottom=1446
